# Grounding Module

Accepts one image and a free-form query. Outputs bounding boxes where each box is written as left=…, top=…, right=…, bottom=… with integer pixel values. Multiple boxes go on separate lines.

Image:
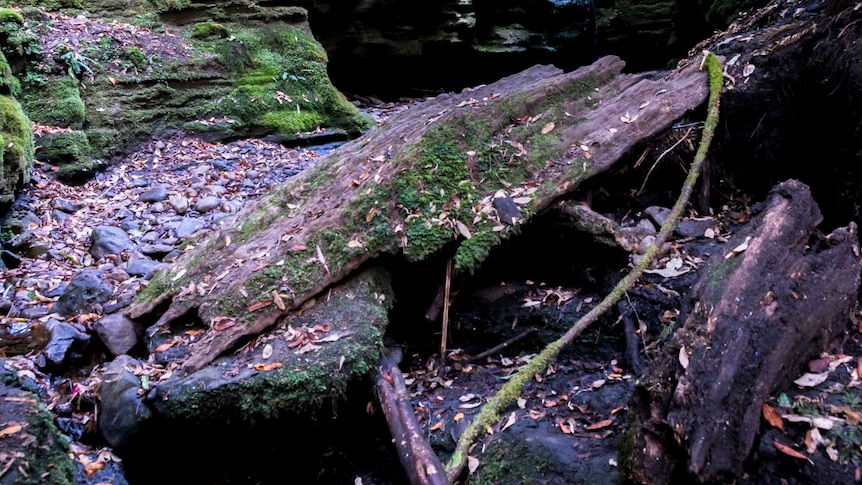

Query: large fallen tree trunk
left=126, top=55, right=709, bottom=374
left=619, top=179, right=862, bottom=484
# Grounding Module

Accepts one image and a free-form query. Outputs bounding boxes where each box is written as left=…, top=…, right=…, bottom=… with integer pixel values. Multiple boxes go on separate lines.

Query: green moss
left=211, top=25, right=372, bottom=137
left=35, top=130, right=95, bottom=181
left=148, top=0, right=190, bottom=12
left=191, top=21, right=229, bottom=39
left=21, top=76, right=85, bottom=128
left=0, top=50, right=18, bottom=96
left=259, top=108, right=323, bottom=133
left=124, top=45, right=148, bottom=68
left=0, top=95, right=34, bottom=198
left=472, top=437, right=553, bottom=485
left=0, top=7, right=23, bottom=23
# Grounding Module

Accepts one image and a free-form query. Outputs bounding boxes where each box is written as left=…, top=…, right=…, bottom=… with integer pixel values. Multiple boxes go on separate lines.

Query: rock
left=125, top=257, right=164, bottom=277
left=170, top=218, right=205, bottom=239
left=644, top=206, right=671, bottom=227
left=139, top=185, right=168, bottom=203
left=52, top=269, right=113, bottom=318
left=0, top=369, right=76, bottom=484
left=43, top=320, right=91, bottom=367
left=34, top=130, right=95, bottom=182
left=94, top=314, right=142, bottom=356
left=193, top=196, right=222, bottom=213
left=0, top=79, right=34, bottom=211
left=90, top=225, right=135, bottom=260
left=1, top=248, right=21, bottom=268
left=98, top=355, right=154, bottom=449
left=169, top=195, right=189, bottom=214
left=676, top=218, right=715, bottom=238
left=51, top=197, right=81, bottom=213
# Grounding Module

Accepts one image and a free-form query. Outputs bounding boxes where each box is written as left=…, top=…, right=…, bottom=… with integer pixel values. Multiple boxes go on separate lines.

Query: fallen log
left=619, top=179, right=862, bottom=484
left=126, top=54, right=709, bottom=375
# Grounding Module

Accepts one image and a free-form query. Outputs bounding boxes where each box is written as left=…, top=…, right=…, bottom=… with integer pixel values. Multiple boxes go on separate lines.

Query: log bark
left=377, top=350, right=450, bottom=485
left=619, top=179, right=862, bottom=484
left=126, top=55, right=709, bottom=375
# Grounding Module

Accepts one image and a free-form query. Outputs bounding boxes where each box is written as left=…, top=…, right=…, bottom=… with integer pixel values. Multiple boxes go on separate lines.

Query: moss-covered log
left=127, top=54, right=709, bottom=375
left=619, top=179, right=862, bottom=484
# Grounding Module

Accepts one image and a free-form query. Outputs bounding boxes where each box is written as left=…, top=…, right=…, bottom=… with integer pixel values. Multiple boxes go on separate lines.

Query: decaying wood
left=444, top=52, right=726, bottom=482
left=127, top=54, right=709, bottom=375
left=377, top=350, right=451, bottom=485
left=620, top=179, right=862, bottom=484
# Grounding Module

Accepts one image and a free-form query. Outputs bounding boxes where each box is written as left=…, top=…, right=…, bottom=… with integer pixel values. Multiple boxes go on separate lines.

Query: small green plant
left=124, top=46, right=148, bottom=69
left=58, top=48, right=97, bottom=78
left=830, top=424, right=862, bottom=464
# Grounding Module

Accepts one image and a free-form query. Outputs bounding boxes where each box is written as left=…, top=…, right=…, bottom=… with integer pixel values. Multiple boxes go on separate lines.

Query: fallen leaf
left=773, top=441, right=812, bottom=463
left=679, top=346, right=689, bottom=369
left=272, top=291, right=286, bottom=311
left=253, top=362, right=282, bottom=371
left=794, top=372, right=830, bottom=387
left=541, top=122, right=555, bottom=134
left=453, top=412, right=465, bottom=422
left=725, top=236, right=752, bottom=259
left=247, top=298, right=273, bottom=312
left=0, top=424, right=22, bottom=437
left=467, top=456, right=480, bottom=474
left=585, top=418, right=614, bottom=430
left=154, top=341, right=176, bottom=352
left=262, top=343, right=273, bottom=359
left=456, top=220, right=472, bottom=239
left=430, top=420, right=445, bottom=431
left=297, top=342, right=323, bottom=354
left=501, top=412, right=517, bottom=431
left=288, top=244, right=307, bottom=252
left=762, top=404, right=784, bottom=429
left=108, top=76, right=117, bottom=86
left=316, top=244, right=330, bottom=274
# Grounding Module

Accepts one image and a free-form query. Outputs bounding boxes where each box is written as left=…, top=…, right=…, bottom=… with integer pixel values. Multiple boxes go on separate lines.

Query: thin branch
left=444, top=51, right=725, bottom=483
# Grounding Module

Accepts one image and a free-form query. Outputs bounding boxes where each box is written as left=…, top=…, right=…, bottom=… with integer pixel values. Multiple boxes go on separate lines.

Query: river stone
left=139, top=185, right=168, bottom=202
left=43, top=320, right=90, bottom=367
left=193, top=196, right=222, bottom=213
left=169, top=195, right=189, bottom=215
left=94, top=314, right=141, bottom=356
left=52, top=269, right=113, bottom=318
left=52, top=197, right=81, bottom=213
left=171, top=218, right=205, bottom=239
left=125, top=257, right=163, bottom=278
left=90, top=225, right=134, bottom=260
left=98, top=355, right=154, bottom=449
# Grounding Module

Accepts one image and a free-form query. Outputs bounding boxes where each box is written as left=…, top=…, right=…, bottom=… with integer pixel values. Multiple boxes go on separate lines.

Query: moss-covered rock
left=20, top=76, right=85, bottom=129
left=0, top=361, right=76, bottom=485
left=34, top=130, right=95, bottom=181
left=143, top=266, right=393, bottom=423
left=0, top=92, right=33, bottom=208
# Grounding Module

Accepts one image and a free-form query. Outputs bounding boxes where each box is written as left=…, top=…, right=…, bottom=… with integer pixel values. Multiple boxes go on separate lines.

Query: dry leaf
left=262, top=343, right=273, bottom=359
left=794, top=372, right=829, bottom=387
left=0, top=424, right=22, bottom=437
left=725, top=236, right=752, bottom=259
left=453, top=412, right=465, bottom=422
left=541, top=122, right=555, bottom=134
left=154, top=341, right=176, bottom=352
left=108, top=76, right=117, bottom=86
left=679, top=346, right=689, bottom=369
left=430, top=420, right=445, bottom=431
left=762, top=404, right=784, bottom=429
left=247, top=298, right=273, bottom=312
left=456, top=220, right=472, bottom=239
left=467, top=456, right=480, bottom=474
left=585, top=418, right=614, bottom=430
left=272, top=291, right=286, bottom=311
left=773, top=441, right=812, bottom=463
left=253, top=362, right=282, bottom=371
left=316, top=244, right=330, bottom=274
left=501, top=412, right=517, bottom=432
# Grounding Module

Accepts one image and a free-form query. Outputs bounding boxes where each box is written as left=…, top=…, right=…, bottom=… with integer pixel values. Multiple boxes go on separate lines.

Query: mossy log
left=619, top=179, right=862, bottom=484
left=127, top=55, right=710, bottom=375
